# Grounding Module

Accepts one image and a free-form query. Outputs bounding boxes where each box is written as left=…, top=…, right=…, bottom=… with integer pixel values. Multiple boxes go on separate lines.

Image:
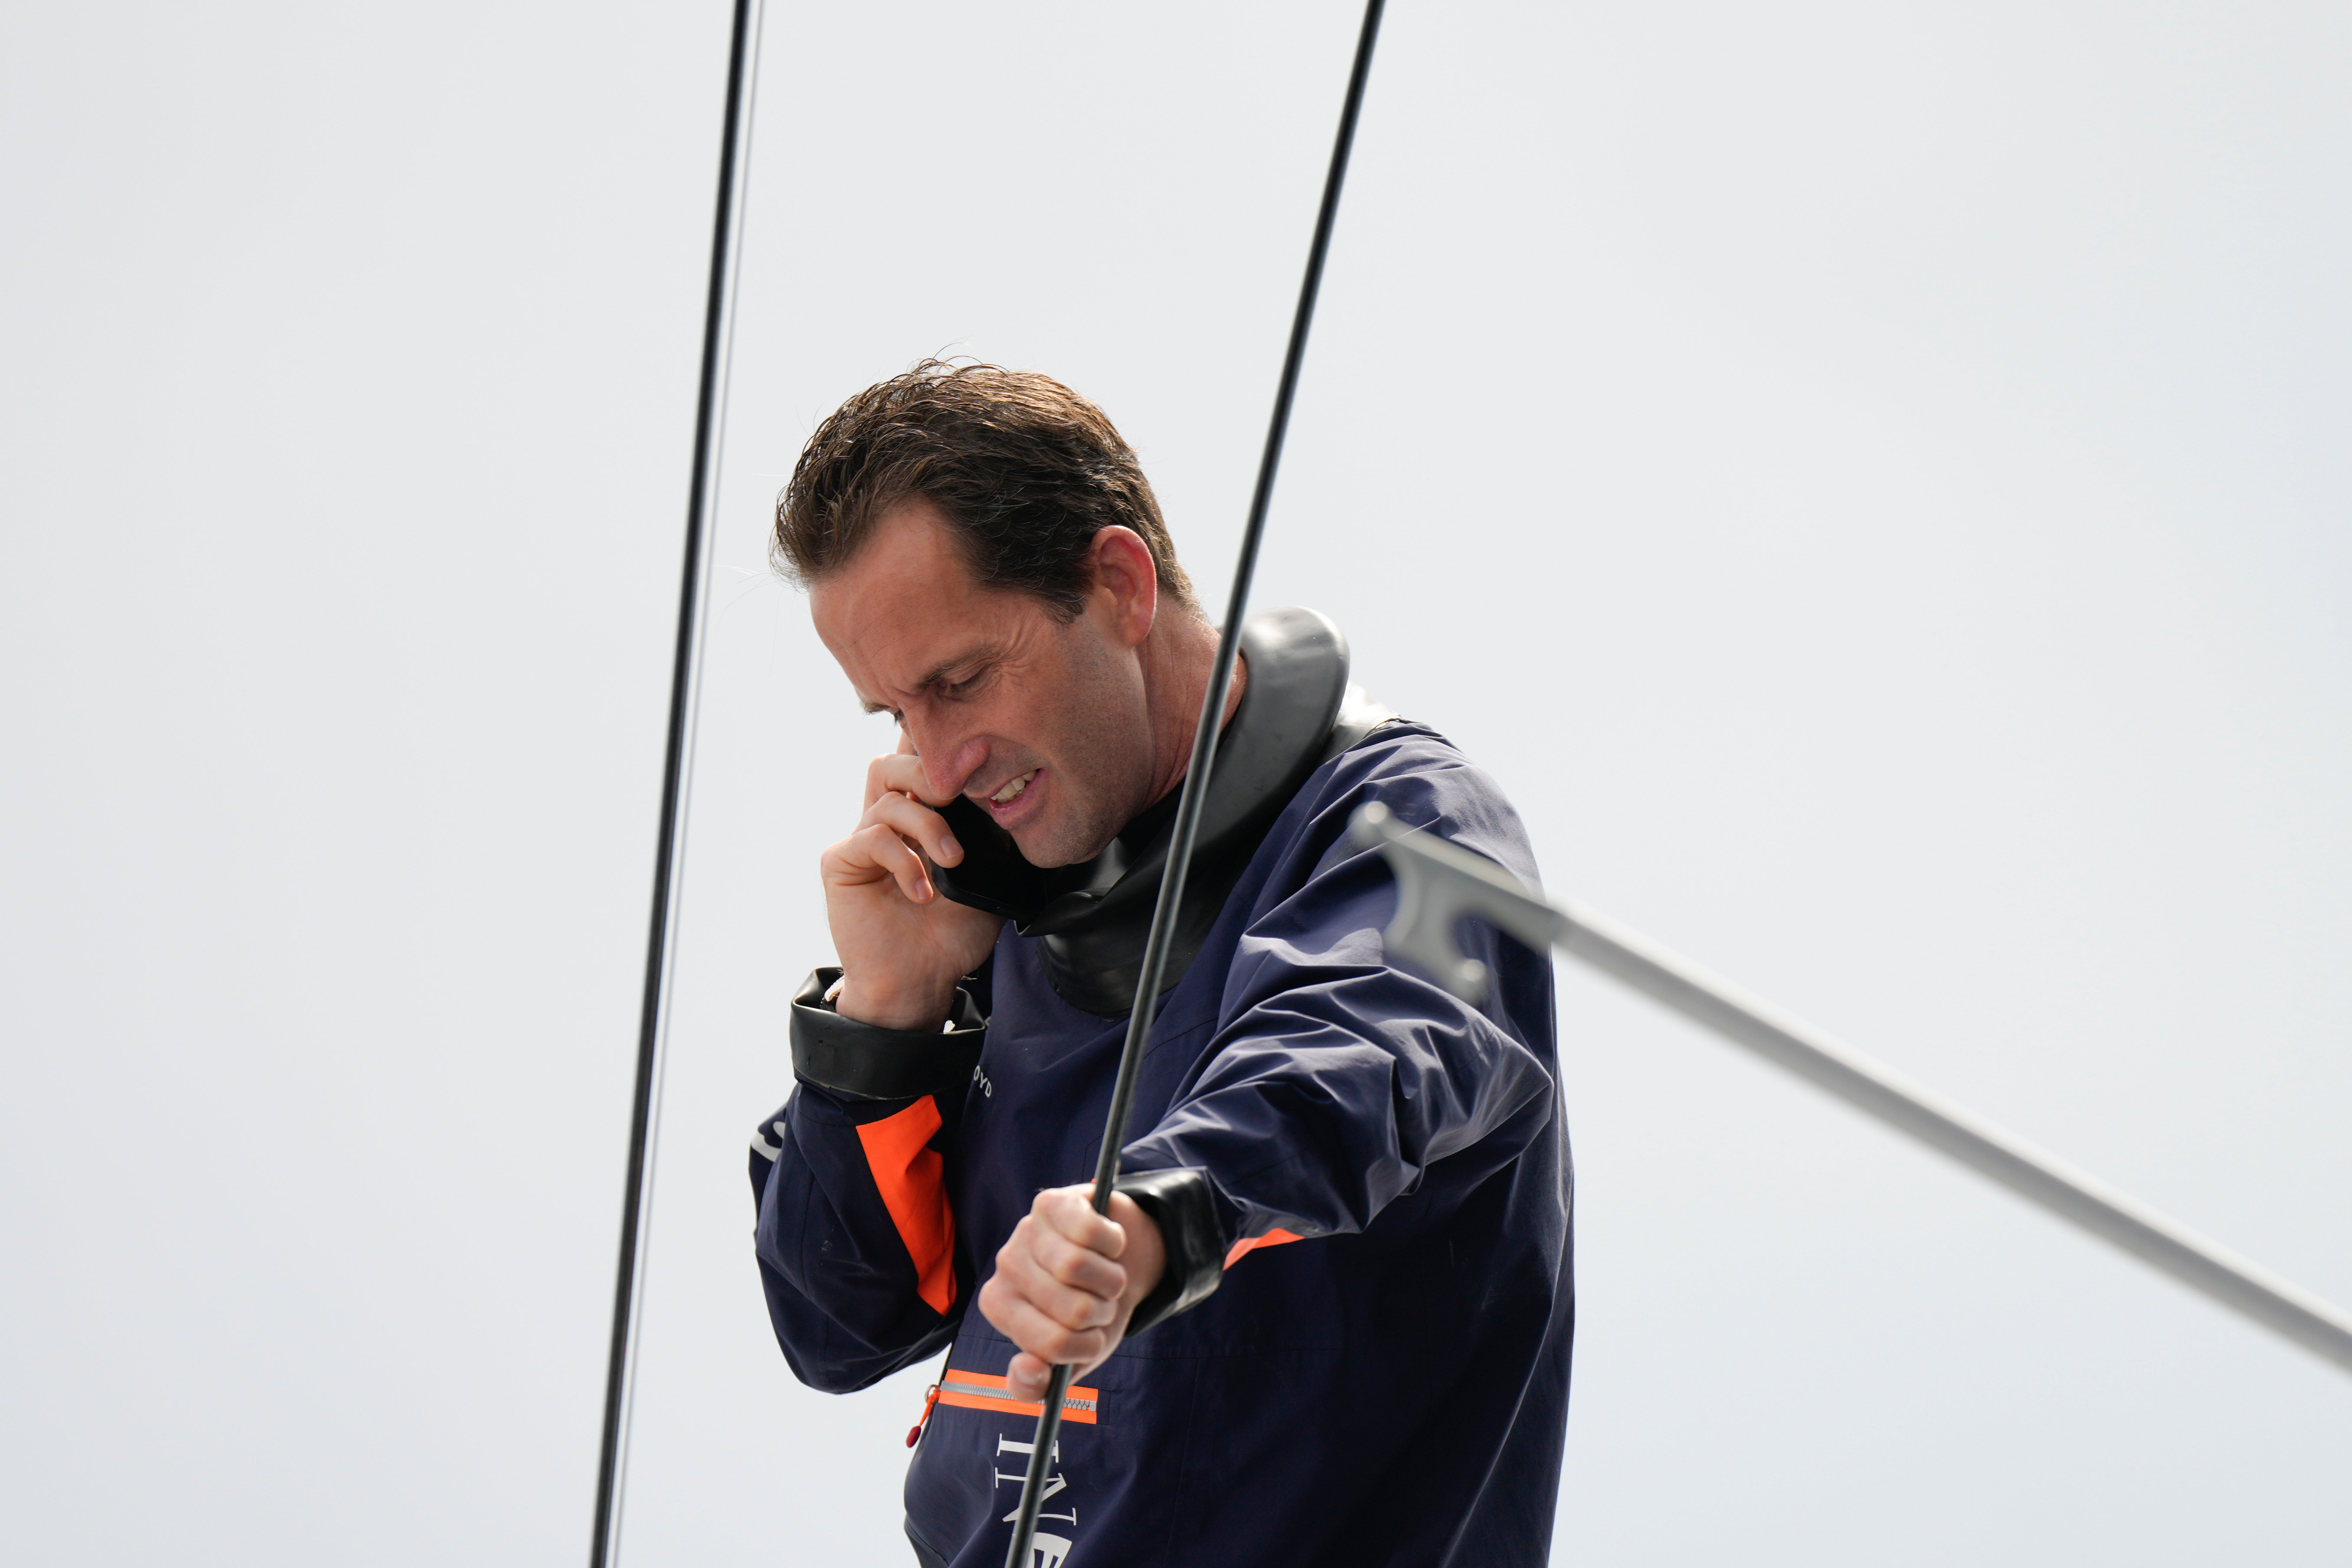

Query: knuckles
left=978, top=1247, right=1131, bottom=1370
left=975, top=1277, right=1105, bottom=1362
left=992, top=1221, right=1123, bottom=1321
left=851, top=823, right=908, bottom=858
left=867, top=752, right=934, bottom=802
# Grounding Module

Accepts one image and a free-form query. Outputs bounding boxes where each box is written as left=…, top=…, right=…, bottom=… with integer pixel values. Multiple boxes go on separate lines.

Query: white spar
left=1349, top=800, right=2352, bottom=1378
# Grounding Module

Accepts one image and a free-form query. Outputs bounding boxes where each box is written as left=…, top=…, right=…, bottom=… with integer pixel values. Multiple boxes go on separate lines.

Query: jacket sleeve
left=1117, top=760, right=1560, bottom=1315
left=747, top=970, right=984, bottom=1393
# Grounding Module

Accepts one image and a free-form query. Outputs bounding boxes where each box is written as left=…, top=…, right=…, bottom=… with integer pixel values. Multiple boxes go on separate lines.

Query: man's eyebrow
left=914, top=649, right=989, bottom=690
left=855, top=645, right=1001, bottom=715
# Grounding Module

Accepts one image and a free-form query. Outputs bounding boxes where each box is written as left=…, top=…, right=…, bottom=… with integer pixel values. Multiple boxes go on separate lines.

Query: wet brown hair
left=772, top=359, right=1197, bottom=621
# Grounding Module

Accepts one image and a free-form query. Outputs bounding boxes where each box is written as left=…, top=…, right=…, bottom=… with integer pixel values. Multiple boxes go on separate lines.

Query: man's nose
left=911, top=728, right=987, bottom=802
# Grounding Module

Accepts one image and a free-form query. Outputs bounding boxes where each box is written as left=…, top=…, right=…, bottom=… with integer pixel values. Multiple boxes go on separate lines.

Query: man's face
left=808, top=500, right=1159, bottom=868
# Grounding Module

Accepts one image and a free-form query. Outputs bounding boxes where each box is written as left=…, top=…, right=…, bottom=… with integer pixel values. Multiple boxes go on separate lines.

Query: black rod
left=1001, top=2, right=1388, bottom=1561
left=590, top=0, right=762, bottom=1562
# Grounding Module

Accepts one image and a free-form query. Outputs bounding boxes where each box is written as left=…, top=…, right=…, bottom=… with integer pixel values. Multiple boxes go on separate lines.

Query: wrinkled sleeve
left=748, top=1081, right=967, bottom=1393
left=1119, top=761, right=1559, bottom=1283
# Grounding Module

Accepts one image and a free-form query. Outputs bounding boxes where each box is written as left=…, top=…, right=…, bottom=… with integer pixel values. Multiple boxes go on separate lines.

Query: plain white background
left=4, top=3, right=2346, bottom=1564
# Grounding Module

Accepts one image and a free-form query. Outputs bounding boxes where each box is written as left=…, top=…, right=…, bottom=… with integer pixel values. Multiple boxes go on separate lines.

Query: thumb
left=1006, top=1350, right=1053, bottom=1402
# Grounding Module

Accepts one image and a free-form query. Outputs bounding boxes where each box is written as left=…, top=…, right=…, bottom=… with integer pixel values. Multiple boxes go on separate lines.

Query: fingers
left=977, top=1273, right=1115, bottom=1371
left=860, top=790, right=962, bottom=867
left=865, top=752, right=946, bottom=810
left=999, top=1213, right=1126, bottom=1317
left=1034, top=1184, right=1127, bottom=1257
left=826, top=780, right=972, bottom=901
left=1005, top=1350, right=1055, bottom=1403
left=975, top=1188, right=1136, bottom=1382
left=864, top=752, right=910, bottom=808
left=837, top=822, right=934, bottom=903
left=855, top=755, right=963, bottom=883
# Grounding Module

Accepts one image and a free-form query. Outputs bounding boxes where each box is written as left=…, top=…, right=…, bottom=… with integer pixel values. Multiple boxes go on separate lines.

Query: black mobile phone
left=931, top=795, right=1070, bottom=922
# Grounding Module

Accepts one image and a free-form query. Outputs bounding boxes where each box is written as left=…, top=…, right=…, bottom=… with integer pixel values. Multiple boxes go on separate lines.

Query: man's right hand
left=820, top=742, right=1005, bottom=1031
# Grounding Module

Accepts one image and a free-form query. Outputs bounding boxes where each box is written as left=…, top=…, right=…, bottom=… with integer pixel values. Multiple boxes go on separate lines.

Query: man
left=750, top=361, right=1573, bottom=1567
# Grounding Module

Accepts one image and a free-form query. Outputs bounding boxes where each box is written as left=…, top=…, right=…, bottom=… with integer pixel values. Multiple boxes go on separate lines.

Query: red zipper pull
left=905, top=1382, right=941, bottom=1448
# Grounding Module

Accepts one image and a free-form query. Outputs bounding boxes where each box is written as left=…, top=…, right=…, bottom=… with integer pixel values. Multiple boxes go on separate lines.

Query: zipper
left=905, top=1382, right=941, bottom=1449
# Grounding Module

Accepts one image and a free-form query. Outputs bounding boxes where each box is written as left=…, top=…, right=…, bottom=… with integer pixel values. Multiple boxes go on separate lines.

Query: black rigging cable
left=1001, top=2, right=1388, bottom=1562
left=591, top=0, right=764, bottom=1562
left=596, top=6, right=2352, bottom=1559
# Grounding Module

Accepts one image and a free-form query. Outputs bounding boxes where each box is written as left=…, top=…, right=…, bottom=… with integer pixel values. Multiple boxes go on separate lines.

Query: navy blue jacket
left=750, top=722, right=1574, bottom=1566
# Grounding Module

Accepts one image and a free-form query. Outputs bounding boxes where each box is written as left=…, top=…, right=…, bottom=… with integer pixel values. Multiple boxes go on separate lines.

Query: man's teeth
left=990, top=770, right=1037, bottom=805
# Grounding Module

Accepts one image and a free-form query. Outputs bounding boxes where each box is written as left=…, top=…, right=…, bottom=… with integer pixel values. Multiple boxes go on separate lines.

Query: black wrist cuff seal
left=789, top=967, right=986, bottom=1102
left=1115, top=1167, right=1225, bottom=1334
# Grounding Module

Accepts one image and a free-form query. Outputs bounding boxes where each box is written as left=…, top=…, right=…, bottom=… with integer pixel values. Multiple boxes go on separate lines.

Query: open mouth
left=978, top=766, right=1044, bottom=827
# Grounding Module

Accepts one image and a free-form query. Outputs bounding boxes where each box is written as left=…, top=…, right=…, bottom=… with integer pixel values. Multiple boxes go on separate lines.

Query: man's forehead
left=825, top=506, right=969, bottom=601
left=811, top=508, right=970, bottom=640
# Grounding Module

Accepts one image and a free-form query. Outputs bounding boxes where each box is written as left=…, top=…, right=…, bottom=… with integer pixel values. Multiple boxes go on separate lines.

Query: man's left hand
left=979, top=1184, right=1166, bottom=1402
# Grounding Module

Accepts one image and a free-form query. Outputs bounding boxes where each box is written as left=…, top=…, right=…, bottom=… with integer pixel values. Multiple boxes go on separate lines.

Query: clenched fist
left=980, top=1185, right=1166, bottom=1401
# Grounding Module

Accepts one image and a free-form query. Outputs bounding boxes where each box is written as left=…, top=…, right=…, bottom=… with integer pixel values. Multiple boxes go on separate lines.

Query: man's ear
left=1085, top=526, right=1160, bottom=648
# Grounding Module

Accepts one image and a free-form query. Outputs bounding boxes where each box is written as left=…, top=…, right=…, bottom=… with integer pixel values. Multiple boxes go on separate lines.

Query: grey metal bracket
left=1349, top=801, right=2352, bottom=1377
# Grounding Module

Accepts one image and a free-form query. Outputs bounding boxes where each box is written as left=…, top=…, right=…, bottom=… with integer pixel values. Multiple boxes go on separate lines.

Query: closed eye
left=932, top=663, right=995, bottom=702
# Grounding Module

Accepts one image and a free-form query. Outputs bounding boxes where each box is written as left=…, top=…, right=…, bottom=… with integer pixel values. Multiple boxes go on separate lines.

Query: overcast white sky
left=4, top=2, right=2348, bottom=1564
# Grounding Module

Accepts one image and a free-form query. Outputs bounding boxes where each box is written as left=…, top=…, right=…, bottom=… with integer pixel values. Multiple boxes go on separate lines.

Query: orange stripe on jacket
left=1224, top=1228, right=1303, bottom=1268
left=854, top=1097, right=956, bottom=1316
left=934, top=1369, right=1101, bottom=1424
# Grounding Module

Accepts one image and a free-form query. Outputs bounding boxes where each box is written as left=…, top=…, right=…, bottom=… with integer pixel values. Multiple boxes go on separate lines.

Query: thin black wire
left=1001, top=2, right=1388, bottom=1561
left=590, top=0, right=759, bottom=1562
